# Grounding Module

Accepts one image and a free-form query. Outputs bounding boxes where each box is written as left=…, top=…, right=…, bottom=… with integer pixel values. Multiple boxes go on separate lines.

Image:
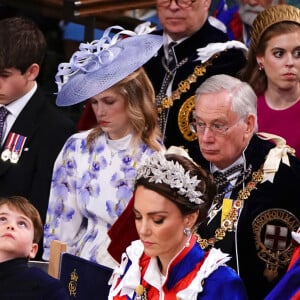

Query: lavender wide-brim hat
left=55, top=25, right=163, bottom=106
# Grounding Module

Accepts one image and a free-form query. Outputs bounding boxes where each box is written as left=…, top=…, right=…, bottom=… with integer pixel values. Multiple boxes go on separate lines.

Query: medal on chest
left=1, top=132, right=27, bottom=163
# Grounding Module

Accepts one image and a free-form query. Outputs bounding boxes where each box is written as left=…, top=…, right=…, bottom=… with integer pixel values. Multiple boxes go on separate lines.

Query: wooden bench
left=0, top=0, right=157, bottom=40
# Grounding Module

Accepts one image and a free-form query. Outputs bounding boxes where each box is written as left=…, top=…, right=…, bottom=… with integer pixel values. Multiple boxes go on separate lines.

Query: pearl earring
left=258, top=63, right=264, bottom=71
left=183, top=227, right=191, bottom=236
left=183, top=227, right=191, bottom=247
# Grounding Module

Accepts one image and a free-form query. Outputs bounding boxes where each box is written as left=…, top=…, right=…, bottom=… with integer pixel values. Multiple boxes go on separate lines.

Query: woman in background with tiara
left=42, top=26, right=164, bottom=269
left=241, top=4, right=300, bottom=157
left=108, top=147, right=247, bottom=300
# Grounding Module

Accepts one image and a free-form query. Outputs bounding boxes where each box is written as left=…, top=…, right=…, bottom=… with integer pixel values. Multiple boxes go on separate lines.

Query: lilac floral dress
left=43, top=130, right=157, bottom=268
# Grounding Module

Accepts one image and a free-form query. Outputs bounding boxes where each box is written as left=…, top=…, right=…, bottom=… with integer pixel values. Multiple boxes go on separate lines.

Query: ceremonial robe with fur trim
left=197, top=134, right=300, bottom=300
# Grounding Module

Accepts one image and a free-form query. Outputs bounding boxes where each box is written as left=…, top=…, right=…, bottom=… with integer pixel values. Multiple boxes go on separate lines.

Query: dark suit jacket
left=0, top=88, right=76, bottom=237
left=144, top=19, right=247, bottom=164
left=0, top=258, right=70, bottom=300
left=197, top=135, right=300, bottom=299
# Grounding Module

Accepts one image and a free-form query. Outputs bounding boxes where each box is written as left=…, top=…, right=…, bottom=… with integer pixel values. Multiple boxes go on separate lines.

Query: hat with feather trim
left=250, top=4, right=300, bottom=51
left=55, top=25, right=162, bottom=106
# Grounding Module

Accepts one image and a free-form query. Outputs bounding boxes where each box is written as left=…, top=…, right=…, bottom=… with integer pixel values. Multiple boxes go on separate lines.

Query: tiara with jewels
left=136, top=147, right=204, bottom=205
left=251, top=4, right=300, bottom=51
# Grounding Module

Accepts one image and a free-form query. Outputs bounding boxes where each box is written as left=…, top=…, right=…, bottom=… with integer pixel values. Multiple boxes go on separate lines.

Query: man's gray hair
left=195, top=74, right=258, bottom=130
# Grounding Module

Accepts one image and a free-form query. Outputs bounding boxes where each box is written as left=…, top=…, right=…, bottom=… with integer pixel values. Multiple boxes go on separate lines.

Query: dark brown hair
left=241, top=22, right=300, bottom=94
left=135, top=153, right=216, bottom=226
left=0, top=17, right=47, bottom=73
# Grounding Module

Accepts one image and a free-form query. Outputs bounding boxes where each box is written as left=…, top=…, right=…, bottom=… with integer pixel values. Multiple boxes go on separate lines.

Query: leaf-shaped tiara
left=136, top=148, right=204, bottom=205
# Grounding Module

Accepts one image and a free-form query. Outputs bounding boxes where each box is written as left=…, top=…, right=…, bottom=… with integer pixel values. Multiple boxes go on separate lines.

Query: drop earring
left=183, top=227, right=191, bottom=247
left=258, top=63, right=264, bottom=71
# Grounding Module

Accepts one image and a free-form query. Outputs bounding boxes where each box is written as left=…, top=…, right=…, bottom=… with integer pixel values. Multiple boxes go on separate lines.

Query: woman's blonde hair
left=87, top=67, right=161, bottom=151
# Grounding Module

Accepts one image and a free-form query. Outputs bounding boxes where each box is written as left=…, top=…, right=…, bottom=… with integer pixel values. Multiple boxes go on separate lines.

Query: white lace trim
left=108, top=241, right=230, bottom=299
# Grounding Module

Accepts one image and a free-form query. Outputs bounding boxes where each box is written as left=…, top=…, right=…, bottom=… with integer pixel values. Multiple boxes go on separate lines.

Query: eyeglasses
left=191, top=117, right=245, bottom=136
left=157, top=0, right=196, bottom=9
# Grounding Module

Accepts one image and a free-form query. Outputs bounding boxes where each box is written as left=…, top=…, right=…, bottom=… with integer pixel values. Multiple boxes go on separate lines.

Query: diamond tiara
left=136, top=147, right=204, bottom=205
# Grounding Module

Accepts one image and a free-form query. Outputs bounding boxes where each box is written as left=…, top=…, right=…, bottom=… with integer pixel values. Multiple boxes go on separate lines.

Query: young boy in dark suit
left=0, top=16, right=76, bottom=259
left=0, top=196, right=70, bottom=299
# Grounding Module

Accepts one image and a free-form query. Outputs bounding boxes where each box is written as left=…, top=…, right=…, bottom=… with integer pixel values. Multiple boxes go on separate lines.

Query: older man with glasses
left=144, top=0, right=247, bottom=165
left=194, top=74, right=300, bottom=300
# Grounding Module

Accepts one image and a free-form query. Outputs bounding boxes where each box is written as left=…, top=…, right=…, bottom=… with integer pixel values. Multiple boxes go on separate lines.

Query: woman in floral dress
left=42, top=26, right=164, bottom=268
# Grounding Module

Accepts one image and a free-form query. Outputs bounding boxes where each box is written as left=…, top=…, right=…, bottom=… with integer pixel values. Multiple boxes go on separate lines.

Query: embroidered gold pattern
left=157, top=54, right=219, bottom=114
left=197, top=169, right=264, bottom=249
left=68, top=268, right=78, bottom=297
left=178, top=96, right=197, bottom=141
left=252, top=209, right=300, bottom=282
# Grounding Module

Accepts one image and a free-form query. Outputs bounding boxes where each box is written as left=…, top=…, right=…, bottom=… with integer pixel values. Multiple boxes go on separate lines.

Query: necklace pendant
left=263, top=265, right=279, bottom=282
left=135, top=284, right=147, bottom=300
left=109, top=150, right=117, bottom=165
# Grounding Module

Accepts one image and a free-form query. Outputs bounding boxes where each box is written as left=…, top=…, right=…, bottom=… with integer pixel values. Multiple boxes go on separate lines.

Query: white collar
left=109, top=241, right=230, bottom=300
left=211, top=156, right=245, bottom=173
left=105, top=133, right=133, bottom=152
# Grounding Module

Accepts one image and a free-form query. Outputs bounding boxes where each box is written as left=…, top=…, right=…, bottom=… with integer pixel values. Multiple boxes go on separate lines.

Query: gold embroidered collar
left=196, top=169, right=264, bottom=249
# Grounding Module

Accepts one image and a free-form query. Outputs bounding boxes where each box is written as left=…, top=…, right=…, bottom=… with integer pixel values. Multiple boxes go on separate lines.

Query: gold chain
left=196, top=169, right=264, bottom=249
left=157, top=54, right=220, bottom=114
